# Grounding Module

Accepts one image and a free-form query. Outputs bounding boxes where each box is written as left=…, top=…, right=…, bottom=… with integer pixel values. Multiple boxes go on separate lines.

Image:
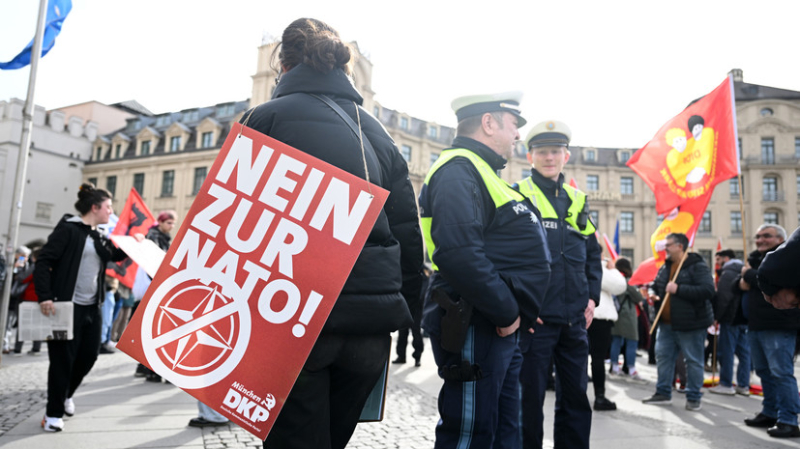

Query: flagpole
left=737, top=174, right=747, bottom=257
left=0, top=0, right=49, bottom=366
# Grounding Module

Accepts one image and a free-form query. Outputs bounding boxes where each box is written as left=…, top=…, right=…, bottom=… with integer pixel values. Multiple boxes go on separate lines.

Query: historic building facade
left=0, top=98, right=100, bottom=247
left=82, top=42, right=799, bottom=269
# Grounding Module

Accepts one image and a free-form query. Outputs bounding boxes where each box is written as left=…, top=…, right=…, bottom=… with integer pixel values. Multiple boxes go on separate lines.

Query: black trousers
left=263, top=333, right=389, bottom=449
left=587, top=319, right=614, bottom=398
left=46, top=303, right=101, bottom=417
left=395, top=301, right=424, bottom=361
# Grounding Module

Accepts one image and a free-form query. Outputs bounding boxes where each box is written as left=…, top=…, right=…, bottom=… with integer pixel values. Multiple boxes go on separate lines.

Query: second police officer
left=420, top=92, right=551, bottom=448
left=516, top=120, right=603, bottom=449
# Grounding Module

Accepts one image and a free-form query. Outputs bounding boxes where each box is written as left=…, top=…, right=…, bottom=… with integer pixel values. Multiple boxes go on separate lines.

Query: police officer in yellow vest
left=419, top=92, right=551, bottom=448
left=516, top=120, right=603, bottom=449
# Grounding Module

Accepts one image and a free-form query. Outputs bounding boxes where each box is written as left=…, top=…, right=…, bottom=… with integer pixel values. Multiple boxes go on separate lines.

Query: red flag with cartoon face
left=627, top=76, right=740, bottom=214
left=106, top=188, right=155, bottom=288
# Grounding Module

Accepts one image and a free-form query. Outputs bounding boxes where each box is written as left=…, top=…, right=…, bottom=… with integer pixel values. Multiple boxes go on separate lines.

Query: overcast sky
left=1, top=0, right=798, bottom=148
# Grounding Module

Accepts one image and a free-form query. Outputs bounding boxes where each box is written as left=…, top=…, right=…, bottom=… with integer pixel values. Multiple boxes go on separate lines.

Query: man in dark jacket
left=708, top=249, right=749, bottom=396
left=420, top=91, right=551, bottom=448
left=759, top=225, right=800, bottom=309
left=642, top=233, right=714, bottom=411
left=741, top=224, right=800, bottom=438
left=515, top=120, right=602, bottom=449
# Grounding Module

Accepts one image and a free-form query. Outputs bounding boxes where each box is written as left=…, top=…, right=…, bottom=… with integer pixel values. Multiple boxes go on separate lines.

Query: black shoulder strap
left=308, top=93, right=377, bottom=154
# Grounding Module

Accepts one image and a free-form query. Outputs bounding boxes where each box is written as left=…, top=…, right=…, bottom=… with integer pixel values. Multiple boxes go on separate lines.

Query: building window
left=201, top=132, right=214, bottom=148
left=428, top=126, right=438, bottom=139
left=699, top=250, right=713, bottom=268
left=87, top=177, right=97, bottom=187
left=106, top=176, right=117, bottom=197
left=35, top=202, right=53, bottom=221
left=738, top=138, right=743, bottom=159
left=729, top=175, right=744, bottom=198
left=585, top=149, right=596, bottom=162
left=620, top=177, right=633, bottom=195
left=761, top=138, right=775, bottom=164
left=760, top=107, right=774, bottom=117
left=133, top=173, right=145, bottom=194
left=698, top=211, right=712, bottom=234
left=586, top=175, right=599, bottom=191
left=373, top=106, right=380, bottom=118
left=95, top=146, right=103, bottom=161
left=589, top=210, right=599, bottom=225
left=217, top=104, right=235, bottom=116
left=620, top=211, right=634, bottom=233
left=762, top=176, right=779, bottom=201
left=193, top=167, right=207, bottom=195
left=620, top=248, right=634, bottom=262
left=797, top=175, right=800, bottom=195
left=521, top=168, right=532, bottom=179
left=430, top=152, right=439, bottom=167
left=156, top=115, right=171, bottom=127
left=170, top=136, right=181, bottom=152
left=141, top=140, right=151, bottom=156
left=183, top=110, right=198, bottom=122
left=161, top=170, right=175, bottom=197
left=795, top=137, right=800, bottom=158
left=400, top=145, right=411, bottom=162
left=730, top=211, right=742, bottom=234
left=114, top=144, right=122, bottom=159
left=400, top=117, right=409, bottom=130
left=764, top=211, right=779, bottom=225
left=619, top=151, right=630, bottom=163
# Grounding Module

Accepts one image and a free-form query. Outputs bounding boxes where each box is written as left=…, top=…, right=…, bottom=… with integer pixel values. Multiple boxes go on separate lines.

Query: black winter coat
left=242, top=64, right=423, bottom=335
left=33, top=215, right=127, bottom=305
left=653, top=252, right=714, bottom=331
left=714, top=259, right=744, bottom=324
left=741, top=247, right=800, bottom=331
left=759, top=226, right=800, bottom=296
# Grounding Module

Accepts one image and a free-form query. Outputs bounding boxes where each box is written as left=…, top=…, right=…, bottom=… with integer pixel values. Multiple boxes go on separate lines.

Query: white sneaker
left=628, top=370, right=647, bottom=384
left=708, top=385, right=735, bottom=396
left=735, top=386, right=751, bottom=396
left=41, top=415, right=64, bottom=432
left=64, top=397, right=75, bottom=417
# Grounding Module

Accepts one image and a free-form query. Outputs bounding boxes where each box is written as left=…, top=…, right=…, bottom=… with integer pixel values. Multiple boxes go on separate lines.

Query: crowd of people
left=4, top=15, right=800, bottom=449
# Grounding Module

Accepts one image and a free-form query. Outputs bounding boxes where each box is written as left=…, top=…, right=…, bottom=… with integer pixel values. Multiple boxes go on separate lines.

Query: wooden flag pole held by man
left=649, top=249, right=690, bottom=335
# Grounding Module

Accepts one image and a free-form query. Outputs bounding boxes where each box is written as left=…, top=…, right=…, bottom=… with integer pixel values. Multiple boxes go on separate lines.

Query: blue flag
left=613, top=219, right=620, bottom=254
left=0, top=0, right=72, bottom=70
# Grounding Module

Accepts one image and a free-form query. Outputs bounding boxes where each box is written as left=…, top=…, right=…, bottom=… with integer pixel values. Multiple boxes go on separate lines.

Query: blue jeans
left=749, top=329, right=800, bottom=425
left=609, top=335, right=638, bottom=370
left=198, top=401, right=228, bottom=423
left=101, top=291, right=116, bottom=344
left=717, top=324, right=750, bottom=388
left=654, top=325, right=705, bottom=402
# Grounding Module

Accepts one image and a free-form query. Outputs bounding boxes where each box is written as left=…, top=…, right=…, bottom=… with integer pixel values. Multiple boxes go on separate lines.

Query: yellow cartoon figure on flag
left=650, top=207, right=695, bottom=264
left=666, top=115, right=715, bottom=188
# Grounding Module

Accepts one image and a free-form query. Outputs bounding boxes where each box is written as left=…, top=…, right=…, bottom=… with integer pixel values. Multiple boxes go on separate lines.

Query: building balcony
left=762, top=191, right=784, bottom=202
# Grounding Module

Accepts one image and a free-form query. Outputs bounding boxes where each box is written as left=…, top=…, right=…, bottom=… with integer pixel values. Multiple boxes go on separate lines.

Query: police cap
left=526, top=120, right=571, bottom=149
left=451, top=91, right=527, bottom=127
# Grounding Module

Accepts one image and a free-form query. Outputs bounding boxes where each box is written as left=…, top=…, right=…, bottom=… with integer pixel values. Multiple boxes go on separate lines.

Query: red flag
left=649, top=190, right=713, bottom=265
left=602, top=233, right=618, bottom=261
left=569, top=178, right=578, bottom=189
left=630, top=257, right=658, bottom=286
left=627, top=76, right=740, bottom=214
left=106, top=188, right=155, bottom=288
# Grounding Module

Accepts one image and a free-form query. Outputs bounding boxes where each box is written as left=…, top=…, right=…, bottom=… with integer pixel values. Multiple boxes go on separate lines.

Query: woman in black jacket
left=244, top=18, right=423, bottom=449
left=34, top=183, right=128, bottom=432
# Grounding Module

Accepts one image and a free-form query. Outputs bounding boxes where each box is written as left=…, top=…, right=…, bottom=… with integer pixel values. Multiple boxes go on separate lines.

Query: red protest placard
left=117, top=125, right=388, bottom=439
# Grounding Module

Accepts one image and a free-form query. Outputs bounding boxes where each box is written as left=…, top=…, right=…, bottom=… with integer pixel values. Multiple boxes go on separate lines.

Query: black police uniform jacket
left=241, top=63, right=423, bottom=335
left=527, top=170, right=602, bottom=325
left=420, top=137, right=551, bottom=334
left=33, top=214, right=127, bottom=305
left=653, top=252, right=715, bottom=332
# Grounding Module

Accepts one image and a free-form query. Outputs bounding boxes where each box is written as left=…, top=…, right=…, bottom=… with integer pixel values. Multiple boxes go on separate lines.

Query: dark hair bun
left=280, top=18, right=352, bottom=75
